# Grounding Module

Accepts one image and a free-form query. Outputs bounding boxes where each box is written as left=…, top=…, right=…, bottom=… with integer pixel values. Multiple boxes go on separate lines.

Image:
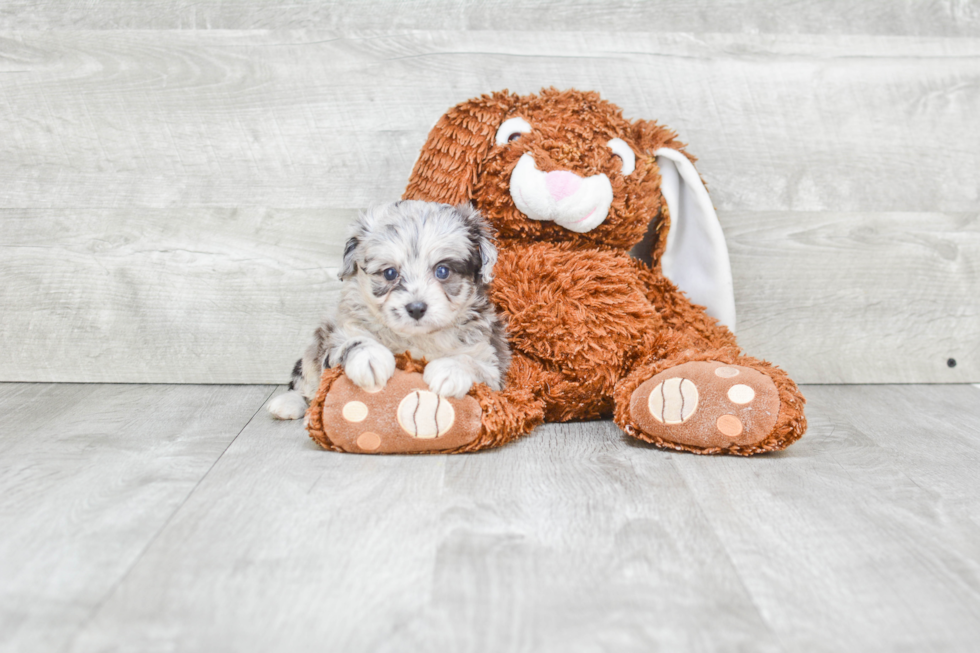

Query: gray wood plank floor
left=1, top=382, right=979, bottom=652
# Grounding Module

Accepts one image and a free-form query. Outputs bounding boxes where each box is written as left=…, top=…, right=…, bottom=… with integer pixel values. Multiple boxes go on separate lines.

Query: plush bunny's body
left=307, top=89, right=806, bottom=455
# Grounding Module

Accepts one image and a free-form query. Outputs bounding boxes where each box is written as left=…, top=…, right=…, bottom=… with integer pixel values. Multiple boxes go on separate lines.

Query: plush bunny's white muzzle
left=509, top=154, right=613, bottom=233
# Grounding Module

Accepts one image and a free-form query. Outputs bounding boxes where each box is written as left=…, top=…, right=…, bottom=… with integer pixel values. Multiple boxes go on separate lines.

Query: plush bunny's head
left=404, top=88, right=737, bottom=330
left=405, top=88, right=679, bottom=253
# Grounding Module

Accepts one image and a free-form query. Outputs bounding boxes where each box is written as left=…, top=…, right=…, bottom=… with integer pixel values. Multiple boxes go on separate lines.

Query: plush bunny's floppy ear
left=403, top=91, right=520, bottom=204
left=654, top=148, right=737, bottom=333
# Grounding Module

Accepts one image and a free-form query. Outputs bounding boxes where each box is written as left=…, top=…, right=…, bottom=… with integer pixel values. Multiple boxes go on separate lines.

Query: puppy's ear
left=403, top=91, right=520, bottom=205
left=338, top=236, right=359, bottom=281
left=456, top=203, right=497, bottom=284
left=339, top=208, right=378, bottom=281
left=481, top=237, right=497, bottom=285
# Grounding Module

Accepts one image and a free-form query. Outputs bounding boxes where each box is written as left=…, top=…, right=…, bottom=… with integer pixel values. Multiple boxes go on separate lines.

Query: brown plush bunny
left=307, top=88, right=806, bottom=455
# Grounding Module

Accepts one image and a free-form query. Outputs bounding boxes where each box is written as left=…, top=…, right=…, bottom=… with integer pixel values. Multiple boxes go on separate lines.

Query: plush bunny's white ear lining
left=655, top=148, right=737, bottom=333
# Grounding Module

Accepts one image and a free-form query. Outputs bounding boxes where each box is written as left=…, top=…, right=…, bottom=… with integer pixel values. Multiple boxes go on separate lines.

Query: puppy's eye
left=434, top=265, right=450, bottom=280
left=383, top=268, right=398, bottom=281
left=607, top=138, right=636, bottom=175
left=495, top=117, right=532, bottom=146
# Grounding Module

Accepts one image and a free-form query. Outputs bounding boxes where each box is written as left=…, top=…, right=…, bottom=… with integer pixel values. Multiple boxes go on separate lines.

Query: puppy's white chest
left=405, top=342, right=451, bottom=362
left=394, top=332, right=460, bottom=361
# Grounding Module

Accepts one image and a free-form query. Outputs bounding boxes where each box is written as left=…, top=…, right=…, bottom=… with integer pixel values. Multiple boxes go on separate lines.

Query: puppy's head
left=339, top=201, right=497, bottom=335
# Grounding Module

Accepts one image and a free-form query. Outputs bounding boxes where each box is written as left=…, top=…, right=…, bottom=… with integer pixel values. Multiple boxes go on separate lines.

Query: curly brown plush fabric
left=309, top=87, right=805, bottom=455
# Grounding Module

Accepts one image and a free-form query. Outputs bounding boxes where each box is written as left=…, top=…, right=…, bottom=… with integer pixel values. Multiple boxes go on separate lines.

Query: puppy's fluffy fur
left=268, top=201, right=510, bottom=420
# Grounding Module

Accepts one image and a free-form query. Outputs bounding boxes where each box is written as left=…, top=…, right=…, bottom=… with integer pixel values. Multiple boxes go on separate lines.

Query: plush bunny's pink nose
left=544, top=170, right=582, bottom=201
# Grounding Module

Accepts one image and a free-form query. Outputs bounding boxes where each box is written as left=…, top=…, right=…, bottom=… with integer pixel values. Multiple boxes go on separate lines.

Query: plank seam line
left=62, top=384, right=278, bottom=652
left=670, top=458, right=791, bottom=653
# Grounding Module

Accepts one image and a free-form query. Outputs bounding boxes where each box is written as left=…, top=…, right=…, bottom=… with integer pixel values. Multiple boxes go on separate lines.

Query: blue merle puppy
left=268, top=201, right=510, bottom=420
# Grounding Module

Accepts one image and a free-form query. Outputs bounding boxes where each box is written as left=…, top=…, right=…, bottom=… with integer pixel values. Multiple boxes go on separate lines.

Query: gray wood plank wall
left=1, top=2, right=978, bottom=384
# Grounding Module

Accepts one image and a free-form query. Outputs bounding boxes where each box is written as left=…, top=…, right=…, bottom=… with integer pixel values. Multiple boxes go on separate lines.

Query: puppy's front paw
left=268, top=390, right=308, bottom=420
left=423, top=358, right=475, bottom=399
left=344, top=344, right=396, bottom=391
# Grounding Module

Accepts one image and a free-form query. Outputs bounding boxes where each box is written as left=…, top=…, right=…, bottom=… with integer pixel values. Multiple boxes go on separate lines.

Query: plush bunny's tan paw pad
left=630, top=361, right=780, bottom=449
left=319, top=369, right=482, bottom=454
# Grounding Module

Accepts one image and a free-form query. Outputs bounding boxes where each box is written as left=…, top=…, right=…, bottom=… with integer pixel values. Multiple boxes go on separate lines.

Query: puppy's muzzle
left=509, top=153, right=613, bottom=233
left=406, top=301, right=428, bottom=321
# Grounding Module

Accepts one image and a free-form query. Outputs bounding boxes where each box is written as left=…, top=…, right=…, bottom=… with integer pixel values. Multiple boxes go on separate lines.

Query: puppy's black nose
left=406, top=301, right=427, bottom=320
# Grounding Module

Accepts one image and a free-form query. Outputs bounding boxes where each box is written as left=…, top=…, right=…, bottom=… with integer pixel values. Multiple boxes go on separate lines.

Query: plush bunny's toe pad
left=317, top=369, right=483, bottom=454
left=630, top=361, right=780, bottom=450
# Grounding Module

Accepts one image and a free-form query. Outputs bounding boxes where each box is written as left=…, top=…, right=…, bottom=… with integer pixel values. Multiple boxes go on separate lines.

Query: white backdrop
left=1, top=2, right=977, bottom=383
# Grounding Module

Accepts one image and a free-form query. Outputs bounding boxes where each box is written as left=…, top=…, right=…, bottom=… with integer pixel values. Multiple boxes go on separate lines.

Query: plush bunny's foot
left=310, top=369, right=483, bottom=454
left=628, top=361, right=781, bottom=452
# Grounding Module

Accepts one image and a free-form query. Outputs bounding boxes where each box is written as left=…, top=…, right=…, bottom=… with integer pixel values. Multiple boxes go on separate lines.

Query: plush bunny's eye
left=607, top=138, right=636, bottom=175
left=495, top=117, right=532, bottom=145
